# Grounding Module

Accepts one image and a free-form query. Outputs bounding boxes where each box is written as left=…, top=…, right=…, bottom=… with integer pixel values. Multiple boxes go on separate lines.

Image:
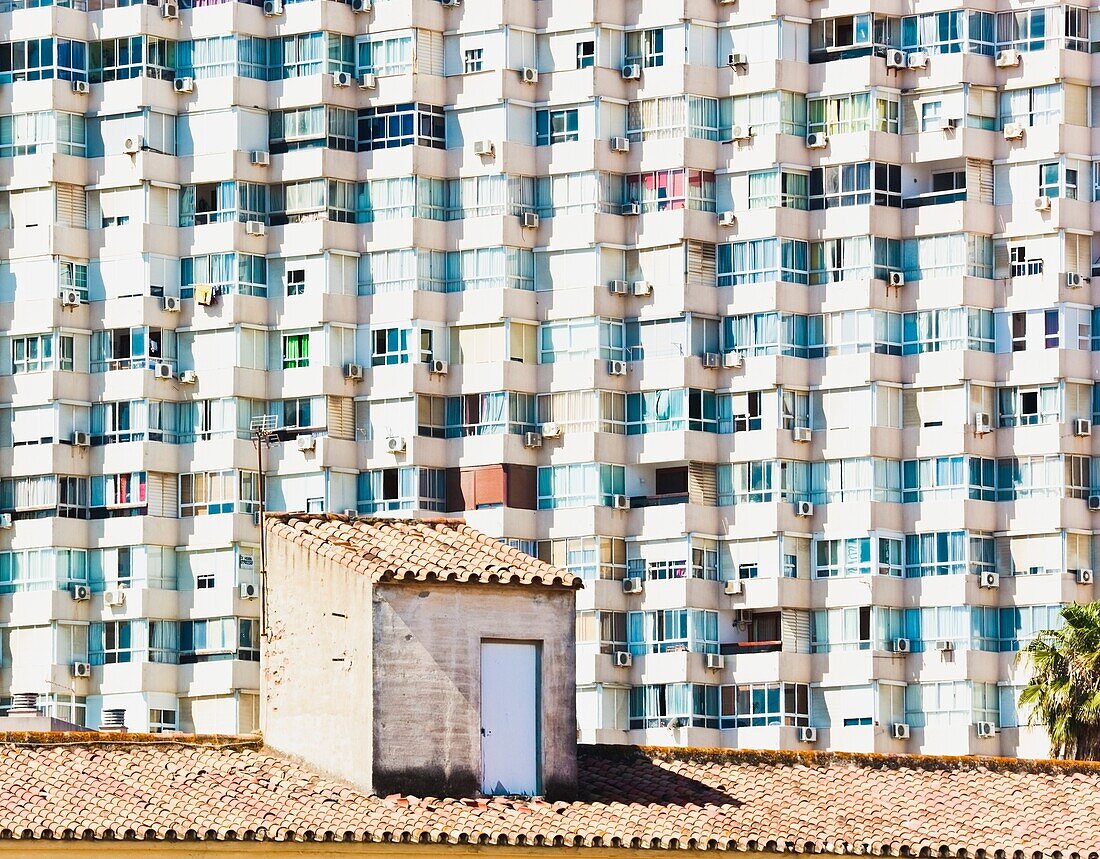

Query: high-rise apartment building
left=0, top=0, right=1091, bottom=753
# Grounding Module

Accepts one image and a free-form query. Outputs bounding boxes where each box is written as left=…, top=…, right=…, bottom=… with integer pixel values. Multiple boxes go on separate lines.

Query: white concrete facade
left=0, top=0, right=1094, bottom=753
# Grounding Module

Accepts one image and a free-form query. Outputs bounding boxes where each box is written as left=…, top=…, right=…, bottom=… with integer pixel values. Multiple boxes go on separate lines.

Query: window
left=286, top=269, right=305, bottom=296
left=576, top=41, right=594, bottom=69
left=537, top=463, right=625, bottom=509
left=179, top=470, right=258, bottom=516
left=809, top=162, right=900, bottom=209
left=358, top=102, right=445, bottom=150
left=180, top=617, right=259, bottom=663
left=625, top=28, right=664, bottom=68
left=90, top=36, right=176, bottom=83
left=539, top=536, right=626, bottom=580
left=463, top=48, right=483, bottom=74
left=357, top=33, right=413, bottom=76
left=357, top=467, right=446, bottom=513
left=748, top=170, right=809, bottom=210
left=812, top=606, right=872, bottom=653
left=269, top=106, right=356, bottom=153
left=808, top=92, right=899, bottom=135
left=627, top=95, right=721, bottom=142
left=717, top=239, right=809, bottom=287
left=149, top=708, right=177, bottom=733
left=281, top=333, right=310, bottom=369
left=624, top=170, right=716, bottom=213
left=576, top=610, right=627, bottom=653
left=629, top=683, right=719, bottom=729
left=627, top=609, right=719, bottom=655
left=0, top=38, right=89, bottom=83
left=94, top=620, right=132, bottom=664
left=371, top=327, right=410, bottom=366
left=536, top=108, right=579, bottom=146
left=720, top=683, right=809, bottom=728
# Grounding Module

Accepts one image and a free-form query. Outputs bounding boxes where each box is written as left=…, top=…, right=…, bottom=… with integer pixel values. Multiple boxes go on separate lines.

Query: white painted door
left=480, top=641, right=539, bottom=796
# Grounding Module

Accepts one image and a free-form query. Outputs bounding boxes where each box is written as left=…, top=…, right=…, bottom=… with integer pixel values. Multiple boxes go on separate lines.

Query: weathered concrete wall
left=261, top=535, right=375, bottom=792
left=371, top=582, right=577, bottom=799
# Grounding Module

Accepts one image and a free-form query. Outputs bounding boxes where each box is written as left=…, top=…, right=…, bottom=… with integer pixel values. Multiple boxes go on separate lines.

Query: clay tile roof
left=265, top=512, right=580, bottom=590
left=1, top=736, right=1099, bottom=853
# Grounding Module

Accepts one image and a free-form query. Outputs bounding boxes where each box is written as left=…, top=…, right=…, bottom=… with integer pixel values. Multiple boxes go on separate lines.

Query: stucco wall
left=371, top=582, right=577, bottom=799
left=261, top=535, right=375, bottom=791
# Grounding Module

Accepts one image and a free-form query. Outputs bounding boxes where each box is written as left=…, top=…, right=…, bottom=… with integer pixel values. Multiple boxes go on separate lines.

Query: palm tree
left=1020, top=602, right=1100, bottom=760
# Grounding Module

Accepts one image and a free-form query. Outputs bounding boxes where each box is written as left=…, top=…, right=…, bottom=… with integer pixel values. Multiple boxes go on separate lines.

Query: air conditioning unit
left=609, top=280, right=629, bottom=295
left=194, top=283, right=215, bottom=306
left=718, top=211, right=736, bottom=227
left=995, top=49, right=1021, bottom=67
left=798, top=727, right=817, bottom=743
left=614, top=650, right=633, bottom=667
left=884, top=48, right=907, bottom=69
left=154, top=363, right=175, bottom=380
left=1090, top=495, right=1100, bottom=511
left=179, top=370, right=198, bottom=384
left=71, top=662, right=92, bottom=678
left=621, top=64, right=641, bottom=80
left=71, top=430, right=91, bottom=448
left=727, top=52, right=747, bottom=68
left=333, top=71, right=353, bottom=87
left=723, top=351, right=743, bottom=368
left=1034, top=196, right=1052, bottom=212
left=1074, top=418, right=1092, bottom=436
left=342, top=509, right=358, bottom=519
left=262, top=0, right=282, bottom=14
left=351, top=0, right=371, bottom=10
left=607, top=360, right=627, bottom=376
left=473, top=139, right=496, bottom=157
left=632, top=280, right=652, bottom=296
left=935, top=639, right=954, bottom=652
left=1078, top=568, right=1094, bottom=584
left=979, top=571, right=1000, bottom=589
left=246, top=220, right=266, bottom=237
left=612, top=494, right=630, bottom=510
left=890, top=638, right=911, bottom=654
left=250, top=150, right=270, bottom=166
left=907, top=50, right=929, bottom=69
left=0, top=513, right=11, bottom=529
left=728, top=124, right=752, bottom=142
left=72, top=80, right=89, bottom=94
left=296, top=434, right=316, bottom=452
left=521, top=67, right=538, bottom=84
left=974, top=412, right=992, bottom=435
left=795, top=500, right=813, bottom=517
left=104, top=589, right=127, bottom=607
left=344, top=363, right=364, bottom=381
left=522, top=211, right=540, bottom=229
left=123, top=135, right=143, bottom=154
left=620, top=202, right=641, bottom=216
left=888, top=271, right=905, bottom=287
left=173, top=77, right=194, bottom=94
left=430, top=359, right=448, bottom=375
left=523, top=431, right=542, bottom=449
left=976, top=721, right=996, bottom=739
left=161, top=0, right=178, bottom=17
left=793, top=426, right=812, bottom=443
left=386, top=435, right=407, bottom=453
left=541, top=422, right=562, bottom=438
left=60, top=290, right=81, bottom=307
left=1003, top=123, right=1025, bottom=140
left=359, top=73, right=377, bottom=89
left=622, top=577, right=643, bottom=594
left=733, top=609, right=753, bottom=625
left=806, top=132, right=828, bottom=149
left=71, top=584, right=90, bottom=601
left=240, top=582, right=259, bottom=599
left=162, top=296, right=181, bottom=312
left=610, top=137, right=630, bottom=153
left=1067, top=272, right=1088, bottom=288
left=943, top=117, right=959, bottom=129
left=723, top=579, right=743, bottom=596
left=705, top=653, right=725, bottom=670
left=702, top=352, right=721, bottom=369
left=891, top=723, right=911, bottom=740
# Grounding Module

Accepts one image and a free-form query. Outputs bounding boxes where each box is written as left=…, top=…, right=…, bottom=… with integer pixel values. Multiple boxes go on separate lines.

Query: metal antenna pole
left=250, top=414, right=278, bottom=640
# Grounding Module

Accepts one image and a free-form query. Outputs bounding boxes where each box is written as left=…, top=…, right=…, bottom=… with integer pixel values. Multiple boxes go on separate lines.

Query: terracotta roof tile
left=0, top=737, right=1096, bottom=852
left=265, top=513, right=579, bottom=589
